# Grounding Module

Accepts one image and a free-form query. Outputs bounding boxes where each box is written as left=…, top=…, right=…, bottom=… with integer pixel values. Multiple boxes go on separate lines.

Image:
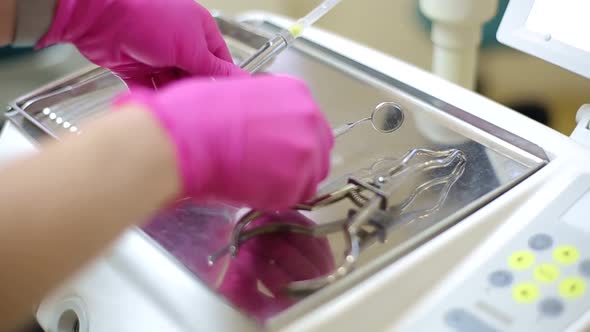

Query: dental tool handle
left=333, top=123, right=355, bottom=138
left=333, top=117, right=371, bottom=138
left=240, top=0, right=345, bottom=73
left=240, top=35, right=290, bottom=73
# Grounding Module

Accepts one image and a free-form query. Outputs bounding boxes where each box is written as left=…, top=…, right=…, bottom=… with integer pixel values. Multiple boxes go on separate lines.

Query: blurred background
left=2, top=0, right=590, bottom=134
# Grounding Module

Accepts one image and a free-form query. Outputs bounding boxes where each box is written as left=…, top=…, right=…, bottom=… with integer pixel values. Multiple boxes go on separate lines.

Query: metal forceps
left=207, top=148, right=467, bottom=296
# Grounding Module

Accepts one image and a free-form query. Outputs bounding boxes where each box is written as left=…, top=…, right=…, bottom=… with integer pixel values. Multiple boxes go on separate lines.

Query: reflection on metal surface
left=143, top=203, right=335, bottom=322
left=208, top=148, right=465, bottom=296
left=9, top=67, right=126, bottom=139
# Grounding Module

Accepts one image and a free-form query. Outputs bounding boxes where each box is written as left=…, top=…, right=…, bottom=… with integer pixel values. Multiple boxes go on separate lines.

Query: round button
left=512, top=282, right=540, bottom=303
left=509, top=250, right=535, bottom=270
left=444, top=309, right=465, bottom=327
left=559, top=277, right=586, bottom=299
left=553, top=245, right=580, bottom=265
left=580, top=260, right=590, bottom=278
left=528, top=234, right=553, bottom=251
left=489, top=270, right=514, bottom=288
left=539, top=298, right=564, bottom=317
left=534, top=264, right=560, bottom=283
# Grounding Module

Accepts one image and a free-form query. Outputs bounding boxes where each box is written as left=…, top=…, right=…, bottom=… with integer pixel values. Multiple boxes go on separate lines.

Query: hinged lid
left=498, top=0, right=590, bottom=79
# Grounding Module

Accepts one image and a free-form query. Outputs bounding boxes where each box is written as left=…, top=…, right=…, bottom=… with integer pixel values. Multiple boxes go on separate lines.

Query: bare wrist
left=104, top=105, right=182, bottom=201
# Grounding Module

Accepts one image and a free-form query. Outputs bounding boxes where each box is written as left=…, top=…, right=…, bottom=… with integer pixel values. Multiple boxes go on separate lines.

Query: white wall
left=297, top=0, right=433, bottom=70
left=198, top=0, right=295, bottom=15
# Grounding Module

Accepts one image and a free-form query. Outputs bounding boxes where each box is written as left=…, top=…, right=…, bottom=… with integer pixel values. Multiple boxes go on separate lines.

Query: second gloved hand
left=37, top=0, right=245, bottom=89
left=115, top=76, right=334, bottom=210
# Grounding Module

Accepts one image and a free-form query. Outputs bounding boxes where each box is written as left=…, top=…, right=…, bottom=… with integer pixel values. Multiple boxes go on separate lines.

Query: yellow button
left=553, top=245, right=580, bottom=265
left=534, top=264, right=560, bottom=283
left=559, top=277, right=586, bottom=299
left=509, top=250, right=535, bottom=270
left=512, top=282, right=540, bottom=303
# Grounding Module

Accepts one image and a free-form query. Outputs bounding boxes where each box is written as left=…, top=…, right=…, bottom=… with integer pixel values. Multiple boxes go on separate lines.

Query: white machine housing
left=393, top=1, right=590, bottom=331
left=497, top=0, right=590, bottom=79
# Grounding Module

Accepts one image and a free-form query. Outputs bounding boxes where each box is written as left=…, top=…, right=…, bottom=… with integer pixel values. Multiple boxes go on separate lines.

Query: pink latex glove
left=37, top=0, right=245, bottom=89
left=217, top=211, right=335, bottom=321
left=115, top=75, right=334, bottom=210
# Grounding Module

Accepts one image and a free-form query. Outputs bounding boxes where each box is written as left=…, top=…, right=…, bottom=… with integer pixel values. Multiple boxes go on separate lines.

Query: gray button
left=488, top=270, right=513, bottom=288
left=539, top=298, right=564, bottom=317
left=444, top=309, right=498, bottom=332
left=580, top=259, right=590, bottom=278
left=528, top=234, right=553, bottom=251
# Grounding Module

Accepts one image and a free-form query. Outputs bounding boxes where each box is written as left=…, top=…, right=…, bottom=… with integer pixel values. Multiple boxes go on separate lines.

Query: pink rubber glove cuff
left=113, top=90, right=206, bottom=197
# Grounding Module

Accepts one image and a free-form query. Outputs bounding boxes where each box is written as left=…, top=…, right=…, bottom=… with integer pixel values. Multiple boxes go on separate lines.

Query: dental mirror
left=333, top=102, right=405, bottom=138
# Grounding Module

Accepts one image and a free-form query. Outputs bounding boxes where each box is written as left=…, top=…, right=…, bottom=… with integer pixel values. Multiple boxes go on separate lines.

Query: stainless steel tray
left=5, top=15, right=548, bottom=330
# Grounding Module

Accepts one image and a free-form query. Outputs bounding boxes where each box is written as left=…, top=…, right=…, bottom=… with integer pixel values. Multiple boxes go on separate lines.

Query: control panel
left=409, top=175, right=590, bottom=332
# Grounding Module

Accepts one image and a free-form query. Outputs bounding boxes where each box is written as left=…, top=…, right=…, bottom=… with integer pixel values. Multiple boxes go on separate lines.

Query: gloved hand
left=37, top=0, right=245, bottom=89
left=115, top=75, right=334, bottom=210
left=217, top=211, right=335, bottom=321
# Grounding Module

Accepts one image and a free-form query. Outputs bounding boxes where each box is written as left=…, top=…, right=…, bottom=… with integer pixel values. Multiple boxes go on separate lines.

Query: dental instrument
left=332, top=102, right=405, bottom=138
left=240, top=0, right=344, bottom=73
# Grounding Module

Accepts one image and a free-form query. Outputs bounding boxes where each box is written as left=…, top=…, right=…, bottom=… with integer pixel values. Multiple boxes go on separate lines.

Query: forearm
left=0, top=0, right=16, bottom=46
left=0, top=106, right=180, bottom=330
